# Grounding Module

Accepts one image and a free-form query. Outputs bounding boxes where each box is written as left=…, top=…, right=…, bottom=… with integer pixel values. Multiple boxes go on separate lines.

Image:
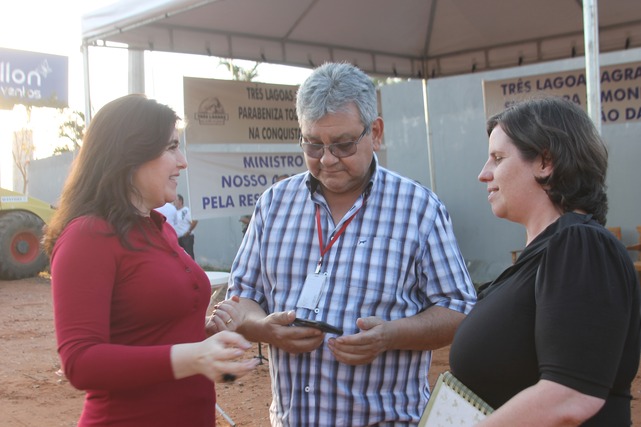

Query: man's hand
left=209, top=303, right=325, bottom=354
left=248, top=310, right=325, bottom=354
left=327, top=317, right=388, bottom=365
left=268, top=311, right=326, bottom=353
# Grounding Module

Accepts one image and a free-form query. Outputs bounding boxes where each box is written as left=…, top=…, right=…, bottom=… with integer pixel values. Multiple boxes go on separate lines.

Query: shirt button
left=185, top=268, right=191, bottom=273
left=314, top=308, right=320, bottom=314
left=304, top=386, right=310, bottom=393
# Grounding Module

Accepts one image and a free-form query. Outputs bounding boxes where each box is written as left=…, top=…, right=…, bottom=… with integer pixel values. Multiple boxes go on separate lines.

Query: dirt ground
left=1, top=276, right=641, bottom=426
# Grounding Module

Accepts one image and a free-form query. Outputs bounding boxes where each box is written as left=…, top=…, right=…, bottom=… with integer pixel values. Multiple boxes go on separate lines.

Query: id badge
left=296, top=273, right=327, bottom=309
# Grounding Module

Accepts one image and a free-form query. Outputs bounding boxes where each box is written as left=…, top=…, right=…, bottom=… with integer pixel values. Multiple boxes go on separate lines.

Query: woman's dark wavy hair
left=43, top=94, right=179, bottom=255
left=486, top=96, right=608, bottom=225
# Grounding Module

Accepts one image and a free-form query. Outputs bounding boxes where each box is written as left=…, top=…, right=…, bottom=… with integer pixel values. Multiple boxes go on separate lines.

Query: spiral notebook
left=419, top=371, right=494, bottom=426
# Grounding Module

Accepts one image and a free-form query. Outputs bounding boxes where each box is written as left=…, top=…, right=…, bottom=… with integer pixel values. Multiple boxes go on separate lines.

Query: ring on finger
left=225, top=318, right=233, bottom=325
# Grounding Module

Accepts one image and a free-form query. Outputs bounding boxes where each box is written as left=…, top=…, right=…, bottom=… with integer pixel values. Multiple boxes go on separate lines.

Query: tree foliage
left=372, top=76, right=405, bottom=87
left=55, top=110, right=85, bottom=154
left=218, top=59, right=260, bottom=81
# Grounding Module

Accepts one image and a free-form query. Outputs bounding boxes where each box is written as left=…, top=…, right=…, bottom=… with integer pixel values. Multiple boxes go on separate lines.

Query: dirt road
left=1, top=276, right=640, bottom=426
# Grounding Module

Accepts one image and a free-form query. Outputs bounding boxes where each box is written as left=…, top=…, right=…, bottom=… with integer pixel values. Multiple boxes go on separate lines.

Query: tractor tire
left=0, top=211, right=48, bottom=280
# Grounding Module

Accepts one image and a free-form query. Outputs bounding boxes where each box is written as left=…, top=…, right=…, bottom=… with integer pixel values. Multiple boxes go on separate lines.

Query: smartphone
left=292, top=318, right=343, bottom=335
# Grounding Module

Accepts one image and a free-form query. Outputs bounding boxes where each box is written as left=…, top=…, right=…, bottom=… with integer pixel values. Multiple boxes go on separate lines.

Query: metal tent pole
left=583, top=0, right=602, bottom=134
left=81, top=43, right=92, bottom=124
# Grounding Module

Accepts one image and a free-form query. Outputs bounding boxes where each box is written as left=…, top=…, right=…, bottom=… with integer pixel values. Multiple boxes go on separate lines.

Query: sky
left=0, top=0, right=312, bottom=189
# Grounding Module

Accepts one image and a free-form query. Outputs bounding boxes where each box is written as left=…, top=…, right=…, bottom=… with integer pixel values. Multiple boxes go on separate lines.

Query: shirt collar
left=149, top=209, right=166, bottom=230
left=305, top=154, right=378, bottom=198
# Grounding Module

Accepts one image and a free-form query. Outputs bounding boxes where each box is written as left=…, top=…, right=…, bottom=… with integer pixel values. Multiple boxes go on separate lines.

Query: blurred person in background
left=174, top=193, right=198, bottom=259
left=155, top=201, right=177, bottom=230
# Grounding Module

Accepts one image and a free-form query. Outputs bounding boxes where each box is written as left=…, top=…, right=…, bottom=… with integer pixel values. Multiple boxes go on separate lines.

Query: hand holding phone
left=292, top=318, right=343, bottom=335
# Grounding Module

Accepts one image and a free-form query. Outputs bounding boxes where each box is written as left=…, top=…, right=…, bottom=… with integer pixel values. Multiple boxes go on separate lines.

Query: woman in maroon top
left=43, top=94, right=258, bottom=427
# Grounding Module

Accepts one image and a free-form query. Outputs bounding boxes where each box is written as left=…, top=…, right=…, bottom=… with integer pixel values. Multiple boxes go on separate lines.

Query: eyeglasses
left=300, top=127, right=368, bottom=159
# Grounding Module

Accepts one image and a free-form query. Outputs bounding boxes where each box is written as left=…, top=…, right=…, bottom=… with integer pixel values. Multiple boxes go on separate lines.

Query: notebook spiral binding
left=442, top=371, right=494, bottom=415
left=418, top=370, right=494, bottom=426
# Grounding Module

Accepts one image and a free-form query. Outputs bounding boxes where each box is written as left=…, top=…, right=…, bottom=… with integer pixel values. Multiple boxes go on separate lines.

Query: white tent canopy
left=81, top=0, right=641, bottom=79
left=79, top=0, right=641, bottom=273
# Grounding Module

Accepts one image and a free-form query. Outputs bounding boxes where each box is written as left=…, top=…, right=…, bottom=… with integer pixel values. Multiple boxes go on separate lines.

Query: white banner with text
left=183, top=77, right=306, bottom=219
left=186, top=151, right=306, bottom=219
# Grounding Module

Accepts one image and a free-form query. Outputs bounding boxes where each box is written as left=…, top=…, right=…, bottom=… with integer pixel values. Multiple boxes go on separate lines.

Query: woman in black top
left=450, top=97, right=640, bottom=426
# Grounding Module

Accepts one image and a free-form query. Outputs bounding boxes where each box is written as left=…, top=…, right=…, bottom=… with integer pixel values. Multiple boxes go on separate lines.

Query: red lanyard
left=314, top=204, right=361, bottom=274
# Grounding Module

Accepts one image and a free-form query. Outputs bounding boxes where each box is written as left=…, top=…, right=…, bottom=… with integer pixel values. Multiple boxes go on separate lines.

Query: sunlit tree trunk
left=12, top=106, right=34, bottom=194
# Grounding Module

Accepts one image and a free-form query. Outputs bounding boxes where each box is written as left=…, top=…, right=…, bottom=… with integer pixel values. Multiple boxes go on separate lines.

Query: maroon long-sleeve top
left=51, top=212, right=215, bottom=426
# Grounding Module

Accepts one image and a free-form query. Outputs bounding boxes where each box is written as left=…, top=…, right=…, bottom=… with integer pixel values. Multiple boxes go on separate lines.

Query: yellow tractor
left=0, top=188, right=55, bottom=280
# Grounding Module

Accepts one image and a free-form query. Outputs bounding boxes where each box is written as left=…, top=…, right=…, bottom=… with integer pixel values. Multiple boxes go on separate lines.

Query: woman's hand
left=206, top=295, right=244, bottom=336
left=171, top=330, right=259, bottom=383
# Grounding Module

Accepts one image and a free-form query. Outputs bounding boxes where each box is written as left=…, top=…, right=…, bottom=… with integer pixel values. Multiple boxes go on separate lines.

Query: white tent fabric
left=81, top=0, right=641, bottom=79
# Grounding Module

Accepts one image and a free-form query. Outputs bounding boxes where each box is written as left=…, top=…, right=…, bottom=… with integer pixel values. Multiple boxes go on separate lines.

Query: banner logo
left=194, top=96, right=229, bottom=125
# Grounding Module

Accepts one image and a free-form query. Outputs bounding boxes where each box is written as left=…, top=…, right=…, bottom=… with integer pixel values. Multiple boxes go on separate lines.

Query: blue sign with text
left=0, top=47, right=68, bottom=109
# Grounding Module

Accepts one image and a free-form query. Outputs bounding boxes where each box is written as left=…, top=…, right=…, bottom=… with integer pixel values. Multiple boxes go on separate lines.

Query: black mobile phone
left=292, top=318, right=343, bottom=335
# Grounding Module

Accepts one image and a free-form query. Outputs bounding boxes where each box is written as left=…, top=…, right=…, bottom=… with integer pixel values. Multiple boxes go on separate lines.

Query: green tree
left=55, top=110, right=85, bottom=154
left=218, top=59, right=260, bottom=81
left=372, top=76, right=404, bottom=88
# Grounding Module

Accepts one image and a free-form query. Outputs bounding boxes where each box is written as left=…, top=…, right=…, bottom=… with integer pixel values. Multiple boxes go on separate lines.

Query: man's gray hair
left=296, top=62, right=378, bottom=129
